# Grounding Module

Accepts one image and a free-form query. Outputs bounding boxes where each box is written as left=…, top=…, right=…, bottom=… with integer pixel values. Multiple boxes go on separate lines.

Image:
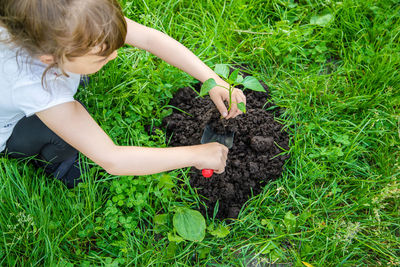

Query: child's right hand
left=194, top=142, right=229, bottom=174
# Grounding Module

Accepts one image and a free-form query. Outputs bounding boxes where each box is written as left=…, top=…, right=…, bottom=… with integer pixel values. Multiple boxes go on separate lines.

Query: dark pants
left=6, top=114, right=77, bottom=166
left=3, top=110, right=82, bottom=188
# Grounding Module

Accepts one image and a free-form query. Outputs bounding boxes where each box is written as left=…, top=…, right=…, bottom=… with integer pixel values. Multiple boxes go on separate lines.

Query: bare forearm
left=124, top=18, right=228, bottom=86
left=145, top=32, right=221, bottom=83
left=37, top=101, right=228, bottom=177
left=106, top=145, right=197, bottom=176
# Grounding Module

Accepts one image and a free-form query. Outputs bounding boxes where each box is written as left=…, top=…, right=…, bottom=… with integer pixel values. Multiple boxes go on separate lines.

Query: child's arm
left=124, top=17, right=246, bottom=120
left=36, top=101, right=228, bottom=175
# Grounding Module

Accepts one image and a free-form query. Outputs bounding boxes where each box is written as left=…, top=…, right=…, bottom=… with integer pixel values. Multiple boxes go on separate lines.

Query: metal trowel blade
left=200, top=124, right=234, bottom=149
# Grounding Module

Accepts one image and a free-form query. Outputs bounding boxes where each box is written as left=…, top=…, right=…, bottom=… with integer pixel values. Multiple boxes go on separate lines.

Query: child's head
left=0, top=0, right=127, bottom=75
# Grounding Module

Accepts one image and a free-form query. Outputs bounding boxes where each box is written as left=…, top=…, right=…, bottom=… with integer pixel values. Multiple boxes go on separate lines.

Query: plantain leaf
left=200, top=78, right=217, bottom=96
left=214, top=64, right=230, bottom=79
left=173, top=208, right=206, bottom=242
left=242, top=76, right=265, bottom=92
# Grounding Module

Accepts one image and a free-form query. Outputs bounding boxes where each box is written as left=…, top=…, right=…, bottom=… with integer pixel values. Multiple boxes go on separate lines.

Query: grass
left=1, top=0, right=399, bottom=265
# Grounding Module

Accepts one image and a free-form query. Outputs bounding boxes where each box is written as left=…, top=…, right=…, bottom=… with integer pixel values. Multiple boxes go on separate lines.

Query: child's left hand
left=209, top=86, right=246, bottom=119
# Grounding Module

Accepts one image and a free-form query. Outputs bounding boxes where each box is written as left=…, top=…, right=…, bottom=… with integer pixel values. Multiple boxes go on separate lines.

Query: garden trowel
left=200, top=124, right=234, bottom=178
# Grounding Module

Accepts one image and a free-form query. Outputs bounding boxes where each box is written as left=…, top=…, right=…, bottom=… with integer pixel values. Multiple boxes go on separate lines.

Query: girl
left=0, top=0, right=246, bottom=188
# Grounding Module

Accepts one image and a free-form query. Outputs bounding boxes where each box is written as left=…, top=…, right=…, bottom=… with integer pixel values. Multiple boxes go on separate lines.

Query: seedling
left=200, top=64, right=266, bottom=113
left=199, top=65, right=265, bottom=178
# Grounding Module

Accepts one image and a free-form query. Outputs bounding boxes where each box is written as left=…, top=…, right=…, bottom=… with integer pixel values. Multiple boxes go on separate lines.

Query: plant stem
left=228, top=84, right=232, bottom=112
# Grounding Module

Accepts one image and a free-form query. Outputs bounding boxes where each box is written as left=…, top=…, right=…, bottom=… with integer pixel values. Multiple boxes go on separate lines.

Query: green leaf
left=228, top=69, right=239, bottom=83
left=214, top=64, right=230, bottom=79
left=173, top=208, right=206, bottom=242
left=260, top=241, right=278, bottom=254
left=298, top=210, right=311, bottom=226
left=310, top=13, right=333, bottom=27
left=269, top=249, right=281, bottom=261
left=166, top=242, right=178, bottom=257
left=237, top=102, right=246, bottom=113
left=235, top=74, right=244, bottom=84
left=261, top=219, right=275, bottom=231
left=160, top=108, right=173, bottom=119
left=208, top=224, right=230, bottom=238
left=167, top=232, right=184, bottom=243
left=154, top=214, right=168, bottom=225
left=158, top=174, right=175, bottom=189
left=284, top=211, right=297, bottom=231
left=333, top=134, right=350, bottom=146
left=164, top=90, right=173, bottom=98
left=242, top=76, right=265, bottom=92
left=301, top=244, right=313, bottom=255
left=200, top=78, right=217, bottom=96
left=198, top=247, right=212, bottom=259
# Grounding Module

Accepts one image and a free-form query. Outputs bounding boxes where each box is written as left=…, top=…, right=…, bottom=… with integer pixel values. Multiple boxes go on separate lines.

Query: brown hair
left=0, top=0, right=127, bottom=81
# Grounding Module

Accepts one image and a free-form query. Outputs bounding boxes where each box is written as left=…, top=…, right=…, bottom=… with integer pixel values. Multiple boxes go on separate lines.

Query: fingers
left=195, top=142, right=229, bottom=173
left=209, top=86, right=247, bottom=119
left=214, top=143, right=228, bottom=174
left=211, top=94, right=229, bottom=118
left=214, top=168, right=225, bottom=174
left=225, top=89, right=247, bottom=119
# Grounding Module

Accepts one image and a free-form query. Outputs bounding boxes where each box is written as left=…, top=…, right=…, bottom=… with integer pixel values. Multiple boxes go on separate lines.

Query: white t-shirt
left=0, top=28, right=80, bottom=152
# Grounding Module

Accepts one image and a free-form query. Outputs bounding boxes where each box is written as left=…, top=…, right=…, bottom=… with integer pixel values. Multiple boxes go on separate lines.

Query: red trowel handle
left=202, top=169, right=214, bottom=178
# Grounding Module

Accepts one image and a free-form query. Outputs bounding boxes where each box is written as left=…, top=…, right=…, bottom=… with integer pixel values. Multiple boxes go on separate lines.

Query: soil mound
left=162, top=81, right=289, bottom=219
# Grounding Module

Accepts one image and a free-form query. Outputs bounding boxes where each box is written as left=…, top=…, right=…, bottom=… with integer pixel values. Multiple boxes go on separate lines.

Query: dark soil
left=162, top=80, right=290, bottom=219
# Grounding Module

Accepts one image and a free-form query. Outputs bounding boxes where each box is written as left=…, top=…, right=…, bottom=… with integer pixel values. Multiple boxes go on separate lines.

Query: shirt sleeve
left=12, top=74, right=78, bottom=117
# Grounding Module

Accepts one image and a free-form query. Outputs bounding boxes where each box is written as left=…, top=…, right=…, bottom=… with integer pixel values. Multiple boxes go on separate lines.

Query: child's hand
left=194, top=142, right=229, bottom=174
left=209, top=86, right=246, bottom=119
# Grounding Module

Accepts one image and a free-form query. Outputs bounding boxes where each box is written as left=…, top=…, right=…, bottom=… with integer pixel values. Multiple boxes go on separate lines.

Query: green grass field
left=1, top=0, right=399, bottom=265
